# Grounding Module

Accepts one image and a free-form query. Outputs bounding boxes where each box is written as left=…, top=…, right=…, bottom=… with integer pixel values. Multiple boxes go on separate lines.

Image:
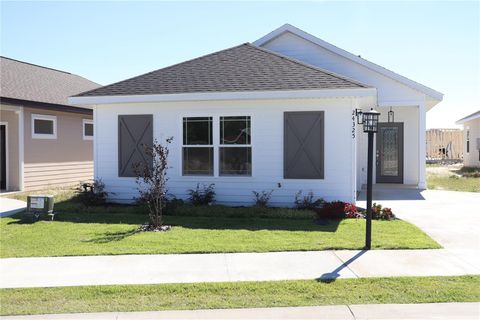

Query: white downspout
left=93, top=105, right=98, bottom=181
left=17, top=107, right=24, bottom=191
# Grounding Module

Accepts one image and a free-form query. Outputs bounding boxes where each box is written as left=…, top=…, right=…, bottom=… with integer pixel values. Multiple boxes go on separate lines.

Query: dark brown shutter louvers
left=284, top=111, right=324, bottom=179
left=118, top=115, right=153, bottom=177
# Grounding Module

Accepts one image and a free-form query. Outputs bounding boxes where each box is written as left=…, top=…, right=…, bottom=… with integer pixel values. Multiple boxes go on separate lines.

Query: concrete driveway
left=358, top=187, right=480, bottom=268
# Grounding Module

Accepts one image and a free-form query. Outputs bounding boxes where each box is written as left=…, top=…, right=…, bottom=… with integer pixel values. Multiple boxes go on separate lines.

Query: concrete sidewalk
left=1, top=303, right=478, bottom=319
left=0, top=197, right=26, bottom=217
left=1, top=249, right=478, bottom=288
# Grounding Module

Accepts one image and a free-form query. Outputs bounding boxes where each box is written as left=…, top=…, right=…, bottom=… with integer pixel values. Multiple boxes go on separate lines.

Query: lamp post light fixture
left=357, top=108, right=381, bottom=250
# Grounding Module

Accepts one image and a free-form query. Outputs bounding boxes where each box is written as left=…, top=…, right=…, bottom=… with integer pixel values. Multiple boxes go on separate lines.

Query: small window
left=32, top=114, right=56, bottom=139
left=219, top=116, right=252, bottom=176
left=83, top=119, right=94, bottom=140
left=182, top=117, right=213, bottom=175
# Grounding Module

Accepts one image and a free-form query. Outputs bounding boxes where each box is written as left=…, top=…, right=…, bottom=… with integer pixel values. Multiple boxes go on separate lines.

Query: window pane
left=183, top=147, right=213, bottom=175
left=220, top=147, right=251, bottom=176
left=220, top=116, right=251, bottom=145
left=183, top=117, right=212, bottom=145
left=84, top=123, right=94, bottom=136
left=34, top=119, right=54, bottom=134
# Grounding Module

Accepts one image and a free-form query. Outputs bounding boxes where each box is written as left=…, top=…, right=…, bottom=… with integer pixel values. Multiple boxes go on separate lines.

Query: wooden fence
left=426, top=129, right=463, bottom=160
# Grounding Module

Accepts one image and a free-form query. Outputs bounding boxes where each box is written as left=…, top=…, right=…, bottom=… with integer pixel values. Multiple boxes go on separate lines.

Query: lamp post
left=357, top=108, right=380, bottom=250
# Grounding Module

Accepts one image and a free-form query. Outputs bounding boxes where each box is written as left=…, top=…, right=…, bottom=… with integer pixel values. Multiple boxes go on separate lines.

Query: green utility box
left=25, top=195, right=55, bottom=221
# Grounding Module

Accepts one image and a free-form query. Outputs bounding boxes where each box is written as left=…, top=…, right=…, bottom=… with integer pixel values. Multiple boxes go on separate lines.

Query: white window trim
left=181, top=116, right=214, bottom=176
left=180, top=115, right=253, bottom=178
left=83, top=119, right=94, bottom=140
left=31, top=114, right=57, bottom=139
left=219, top=116, right=252, bottom=177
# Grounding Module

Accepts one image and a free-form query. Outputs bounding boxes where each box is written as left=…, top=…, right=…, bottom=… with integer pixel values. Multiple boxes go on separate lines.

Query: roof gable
left=254, top=24, right=443, bottom=103
left=456, top=110, right=480, bottom=124
left=75, top=43, right=369, bottom=98
left=0, top=56, right=100, bottom=106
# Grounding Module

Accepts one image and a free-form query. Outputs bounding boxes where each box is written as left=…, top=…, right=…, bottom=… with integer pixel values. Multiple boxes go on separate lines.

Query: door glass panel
left=381, top=127, right=398, bottom=176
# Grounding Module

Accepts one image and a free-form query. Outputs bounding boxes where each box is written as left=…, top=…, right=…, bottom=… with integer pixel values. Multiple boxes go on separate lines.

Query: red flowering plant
left=320, top=201, right=346, bottom=219
left=371, top=202, right=396, bottom=220
left=316, top=201, right=365, bottom=219
left=344, top=203, right=365, bottom=219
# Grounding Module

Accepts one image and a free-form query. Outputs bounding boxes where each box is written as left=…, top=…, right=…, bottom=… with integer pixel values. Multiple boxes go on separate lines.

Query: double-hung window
left=219, top=116, right=251, bottom=176
left=181, top=116, right=252, bottom=177
left=182, top=117, right=214, bottom=175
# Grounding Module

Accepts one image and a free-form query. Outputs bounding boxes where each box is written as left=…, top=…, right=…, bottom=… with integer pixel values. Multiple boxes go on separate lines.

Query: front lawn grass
left=0, top=210, right=439, bottom=258
left=1, top=276, right=478, bottom=316
left=1, top=188, right=440, bottom=257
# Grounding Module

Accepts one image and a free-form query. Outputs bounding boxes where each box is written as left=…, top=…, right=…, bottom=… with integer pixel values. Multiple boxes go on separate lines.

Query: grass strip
left=1, top=276, right=478, bottom=316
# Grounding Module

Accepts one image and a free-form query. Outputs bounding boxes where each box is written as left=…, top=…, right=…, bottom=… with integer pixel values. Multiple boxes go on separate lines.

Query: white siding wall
left=261, top=33, right=425, bottom=187
left=95, top=98, right=357, bottom=206
left=260, top=32, right=426, bottom=106
left=463, top=118, right=480, bottom=168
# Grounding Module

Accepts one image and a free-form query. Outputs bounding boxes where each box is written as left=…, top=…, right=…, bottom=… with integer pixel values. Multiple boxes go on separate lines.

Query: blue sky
left=1, top=1, right=478, bottom=128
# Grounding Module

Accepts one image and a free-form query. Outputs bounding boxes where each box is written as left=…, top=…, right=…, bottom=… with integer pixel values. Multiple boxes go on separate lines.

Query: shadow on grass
left=6, top=211, right=341, bottom=233
left=5, top=198, right=341, bottom=232
left=82, top=228, right=140, bottom=243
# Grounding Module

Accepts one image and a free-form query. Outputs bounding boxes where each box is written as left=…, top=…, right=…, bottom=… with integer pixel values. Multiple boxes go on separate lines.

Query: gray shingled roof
left=1, top=56, right=100, bottom=106
left=75, top=43, right=369, bottom=97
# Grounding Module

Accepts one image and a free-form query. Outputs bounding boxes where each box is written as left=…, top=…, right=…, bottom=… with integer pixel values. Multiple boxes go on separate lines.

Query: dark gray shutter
left=284, top=111, right=324, bottom=179
left=118, top=115, right=153, bottom=177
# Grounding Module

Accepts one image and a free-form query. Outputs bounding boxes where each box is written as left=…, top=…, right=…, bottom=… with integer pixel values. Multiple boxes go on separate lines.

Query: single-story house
left=456, top=110, right=480, bottom=167
left=0, top=57, right=100, bottom=192
left=69, top=24, right=443, bottom=206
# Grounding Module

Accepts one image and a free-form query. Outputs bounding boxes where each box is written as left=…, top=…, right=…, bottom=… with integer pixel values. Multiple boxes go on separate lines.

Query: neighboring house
left=426, top=129, right=463, bottom=160
left=69, top=24, right=443, bottom=206
left=456, top=110, right=480, bottom=168
left=0, top=57, right=100, bottom=192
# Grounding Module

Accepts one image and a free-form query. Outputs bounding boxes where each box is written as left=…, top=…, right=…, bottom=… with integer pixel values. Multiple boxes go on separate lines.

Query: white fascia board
left=254, top=24, right=444, bottom=102
left=68, top=88, right=377, bottom=106
left=455, top=110, right=480, bottom=124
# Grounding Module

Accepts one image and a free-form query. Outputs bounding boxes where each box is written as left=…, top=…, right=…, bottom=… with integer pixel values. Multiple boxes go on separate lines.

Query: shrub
left=252, top=190, right=274, bottom=207
left=77, top=179, right=109, bottom=206
left=294, top=191, right=324, bottom=210
left=134, top=138, right=172, bottom=230
left=165, top=196, right=184, bottom=215
left=188, top=183, right=216, bottom=206
left=344, top=203, right=364, bottom=219
left=315, top=201, right=364, bottom=220
left=371, top=203, right=396, bottom=220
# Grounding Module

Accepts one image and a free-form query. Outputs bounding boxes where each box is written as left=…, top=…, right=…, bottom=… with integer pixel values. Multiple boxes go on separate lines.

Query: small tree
left=134, top=137, right=172, bottom=230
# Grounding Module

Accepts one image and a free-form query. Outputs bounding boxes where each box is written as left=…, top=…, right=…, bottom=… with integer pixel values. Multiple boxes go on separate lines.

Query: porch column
left=418, top=102, right=426, bottom=189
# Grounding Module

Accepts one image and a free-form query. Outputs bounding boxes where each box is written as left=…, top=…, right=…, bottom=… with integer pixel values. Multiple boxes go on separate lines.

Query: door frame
left=376, top=122, right=404, bottom=184
left=0, top=122, right=8, bottom=190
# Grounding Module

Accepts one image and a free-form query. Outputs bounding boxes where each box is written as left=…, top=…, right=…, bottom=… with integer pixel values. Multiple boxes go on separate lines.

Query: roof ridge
left=254, top=24, right=442, bottom=100
left=245, top=43, right=370, bottom=88
left=74, top=43, right=249, bottom=97
left=1, top=56, right=73, bottom=75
